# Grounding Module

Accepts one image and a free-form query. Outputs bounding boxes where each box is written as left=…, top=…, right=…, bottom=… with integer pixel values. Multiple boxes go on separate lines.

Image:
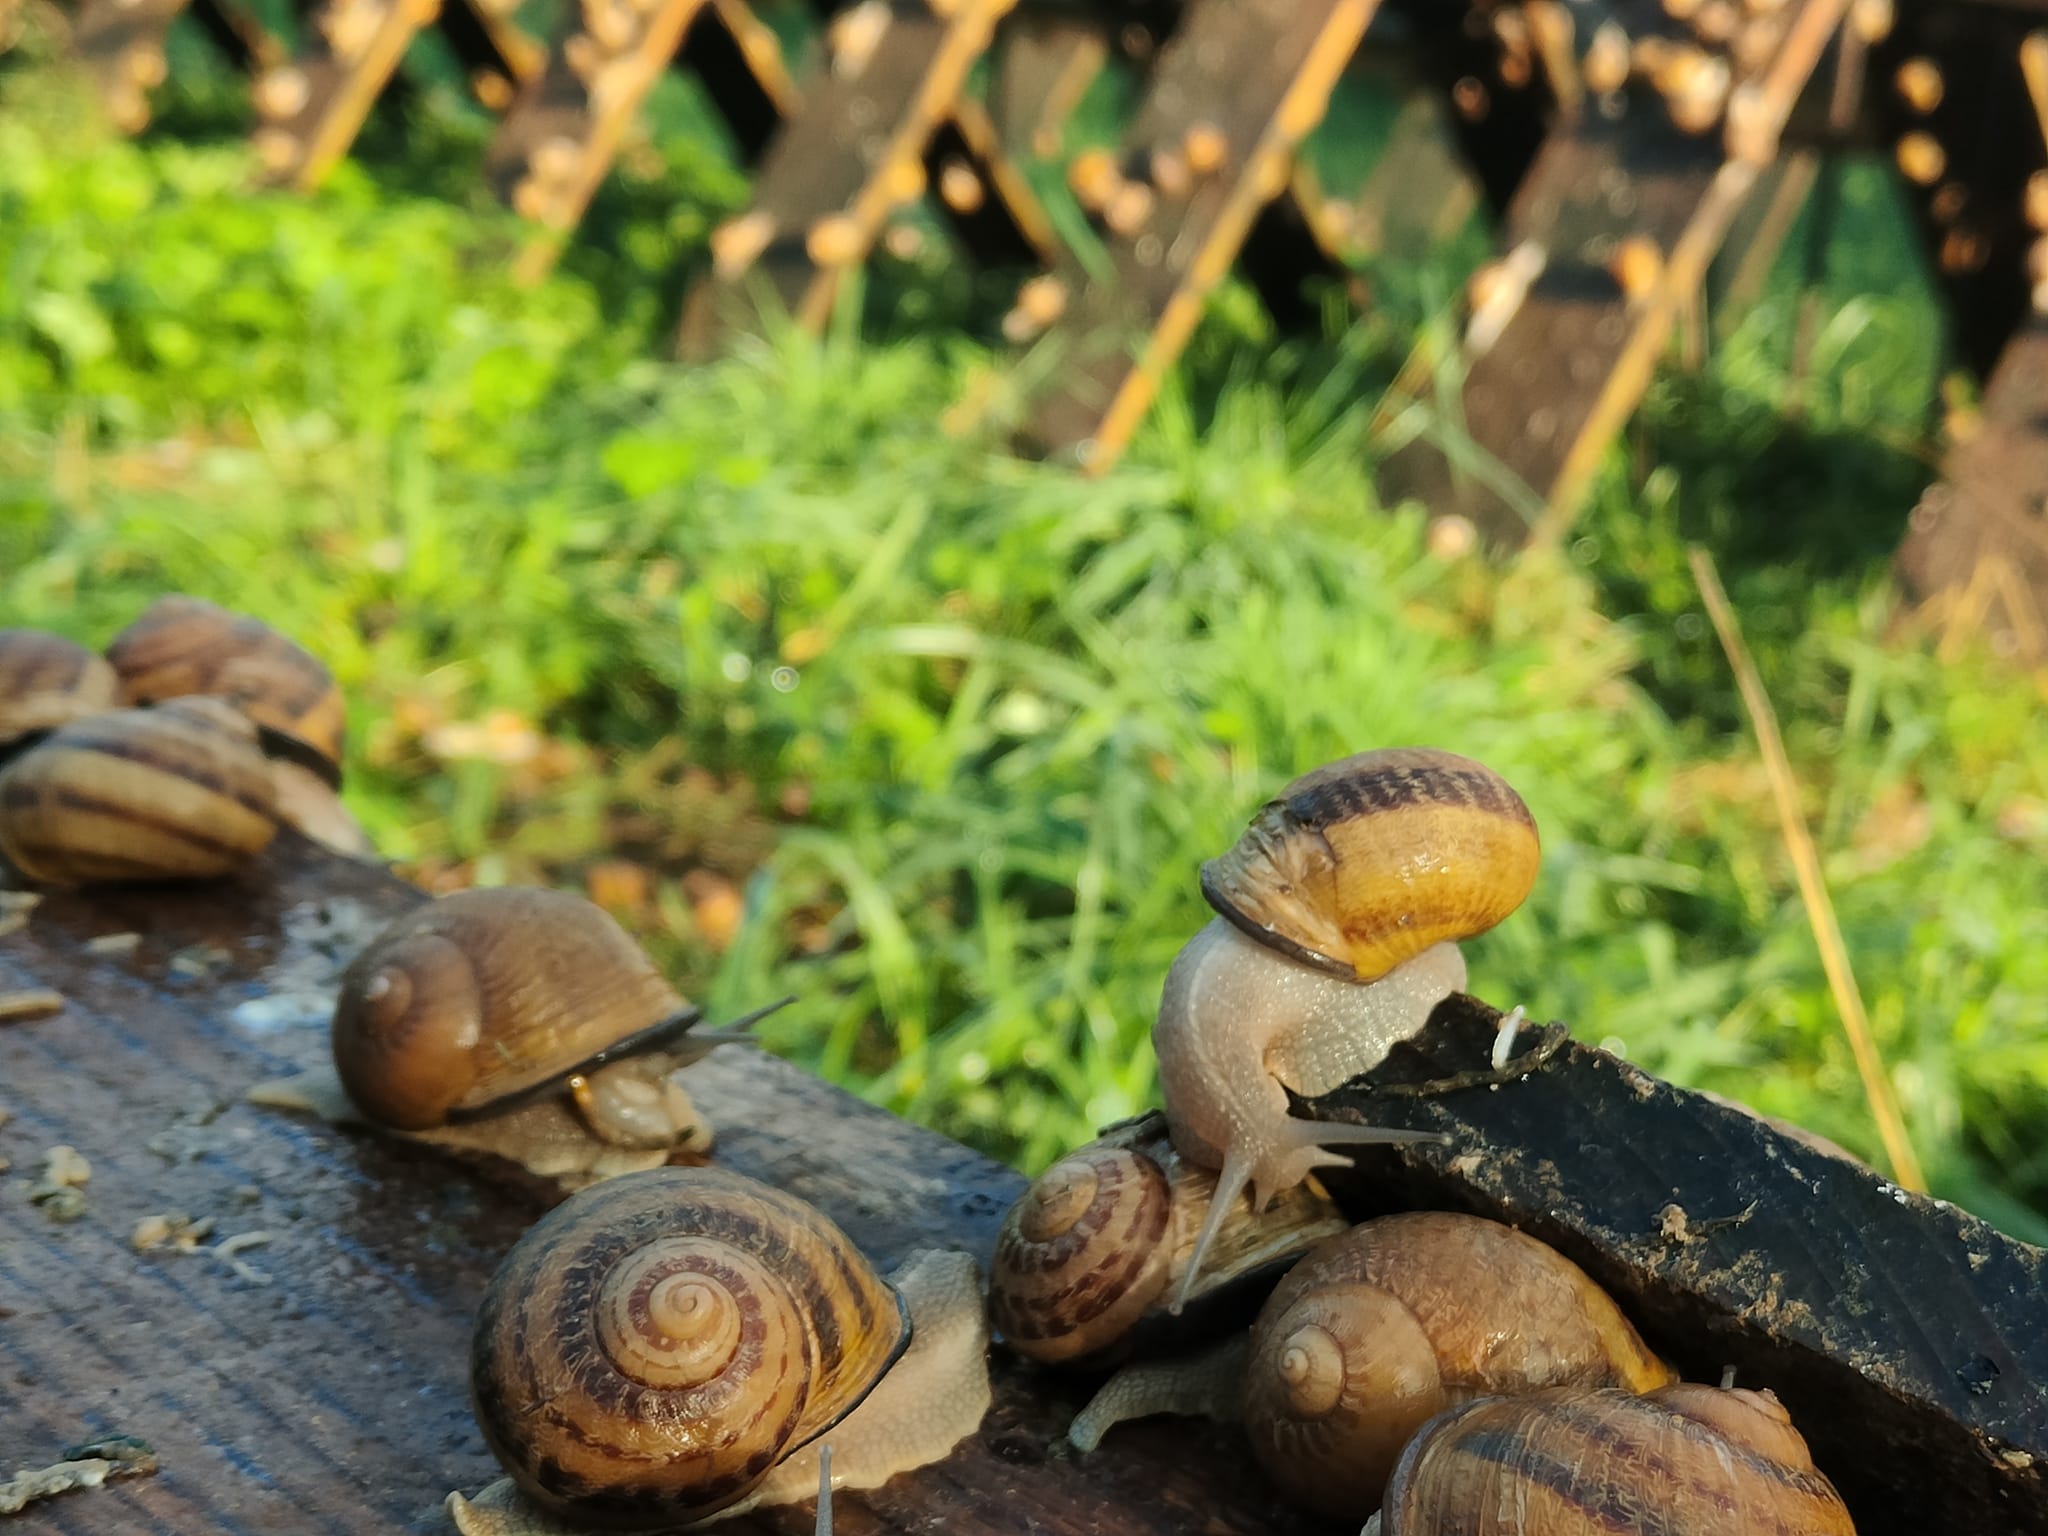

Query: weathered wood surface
left=0, top=834, right=1286, bottom=1535
left=1312, top=1002, right=2048, bottom=1536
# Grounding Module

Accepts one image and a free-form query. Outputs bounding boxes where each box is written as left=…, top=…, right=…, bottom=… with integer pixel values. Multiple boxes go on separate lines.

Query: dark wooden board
left=1308, top=998, right=2048, bottom=1536
left=0, top=833, right=1296, bottom=1535
left=1896, top=319, right=2048, bottom=664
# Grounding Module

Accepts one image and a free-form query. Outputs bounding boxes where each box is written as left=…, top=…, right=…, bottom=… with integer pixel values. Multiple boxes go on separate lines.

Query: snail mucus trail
left=446, top=1166, right=992, bottom=1536
left=1154, top=747, right=1543, bottom=1312
left=248, top=887, right=791, bottom=1187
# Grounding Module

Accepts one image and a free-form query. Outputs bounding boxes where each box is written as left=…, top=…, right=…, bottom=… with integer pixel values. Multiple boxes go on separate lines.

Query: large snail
left=1373, top=1383, right=1858, bottom=1535
left=0, top=697, right=280, bottom=886
left=0, top=629, right=121, bottom=749
left=248, top=887, right=787, bottom=1186
left=105, top=593, right=369, bottom=857
left=445, top=1165, right=991, bottom=1534
left=1243, top=1212, right=1673, bottom=1522
left=1155, top=748, right=1540, bottom=1309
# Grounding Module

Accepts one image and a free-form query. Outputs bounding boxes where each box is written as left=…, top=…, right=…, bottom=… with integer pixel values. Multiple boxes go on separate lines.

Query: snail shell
left=1245, top=1212, right=1674, bottom=1521
left=1199, top=747, right=1539, bottom=984
left=0, top=629, right=120, bottom=749
left=462, top=1166, right=989, bottom=1531
left=330, top=886, right=705, bottom=1134
left=1155, top=749, right=1541, bottom=1312
left=988, top=1112, right=1348, bottom=1366
left=107, top=594, right=345, bottom=781
left=1379, top=1384, right=1858, bottom=1535
left=0, top=698, right=279, bottom=886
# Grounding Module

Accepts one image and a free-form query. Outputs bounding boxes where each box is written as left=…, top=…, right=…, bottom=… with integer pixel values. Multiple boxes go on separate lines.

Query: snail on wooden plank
left=445, top=1166, right=991, bottom=1534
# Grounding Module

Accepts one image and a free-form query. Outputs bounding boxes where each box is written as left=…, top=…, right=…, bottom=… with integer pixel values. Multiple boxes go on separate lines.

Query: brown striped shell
left=1244, top=1212, right=1675, bottom=1522
left=468, top=1165, right=911, bottom=1529
left=1200, top=747, right=1540, bottom=983
left=1380, top=1384, right=1858, bottom=1535
left=107, top=594, right=346, bottom=783
left=988, top=1114, right=1348, bottom=1365
left=330, top=887, right=700, bottom=1133
left=0, top=629, right=121, bottom=749
left=0, top=698, right=279, bottom=886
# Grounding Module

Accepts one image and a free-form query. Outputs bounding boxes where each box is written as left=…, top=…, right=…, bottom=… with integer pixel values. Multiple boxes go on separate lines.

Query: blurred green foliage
left=1, top=27, right=2044, bottom=1243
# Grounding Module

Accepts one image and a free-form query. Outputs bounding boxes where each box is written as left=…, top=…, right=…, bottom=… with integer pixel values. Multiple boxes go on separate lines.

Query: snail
left=247, top=887, right=788, bottom=1186
left=988, top=1110, right=1348, bottom=1367
left=105, top=593, right=369, bottom=857
left=445, top=1165, right=992, bottom=1534
left=1155, top=747, right=1541, bottom=1310
left=0, top=698, right=279, bottom=886
left=1243, top=1212, right=1674, bottom=1522
left=1373, top=1383, right=1858, bottom=1534
left=0, top=629, right=121, bottom=750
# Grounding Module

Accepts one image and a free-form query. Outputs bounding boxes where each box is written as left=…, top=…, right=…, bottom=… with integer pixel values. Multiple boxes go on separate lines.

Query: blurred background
left=2, top=0, right=2045, bottom=1242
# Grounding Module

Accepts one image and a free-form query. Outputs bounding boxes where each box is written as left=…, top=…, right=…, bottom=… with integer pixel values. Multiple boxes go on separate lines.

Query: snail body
left=0, top=629, right=120, bottom=749
left=0, top=698, right=279, bottom=886
left=1245, top=1212, right=1673, bottom=1521
left=249, top=887, right=777, bottom=1185
left=988, top=1110, right=1348, bottom=1367
left=1156, top=749, right=1541, bottom=1310
left=1378, top=1383, right=1858, bottom=1535
left=106, top=594, right=370, bottom=856
left=450, top=1166, right=990, bottom=1533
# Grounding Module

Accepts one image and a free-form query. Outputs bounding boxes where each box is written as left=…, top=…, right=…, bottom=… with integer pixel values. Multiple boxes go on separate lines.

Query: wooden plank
left=1012, top=0, right=1382, bottom=472
left=0, top=832, right=1298, bottom=1535
left=674, top=0, right=1027, bottom=358
left=1307, top=997, right=2048, bottom=1536
left=988, top=12, right=1107, bottom=159
left=1375, top=0, right=1853, bottom=547
left=1896, top=319, right=2048, bottom=665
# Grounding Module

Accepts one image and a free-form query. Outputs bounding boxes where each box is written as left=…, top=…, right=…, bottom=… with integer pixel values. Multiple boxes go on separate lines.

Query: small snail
left=248, top=887, right=785, bottom=1186
left=1244, top=1212, right=1673, bottom=1522
left=105, top=594, right=369, bottom=857
left=0, top=629, right=120, bottom=750
left=1374, top=1383, right=1858, bottom=1534
left=988, top=1110, right=1348, bottom=1366
left=1155, top=748, right=1540, bottom=1309
left=0, top=698, right=280, bottom=886
left=446, top=1165, right=991, bottom=1534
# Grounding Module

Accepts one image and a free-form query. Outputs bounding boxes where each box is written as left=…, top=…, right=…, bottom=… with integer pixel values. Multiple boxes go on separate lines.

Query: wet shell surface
left=107, top=594, right=346, bottom=781
left=1380, top=1384, right=1859, bottom=1535
left=467, top=1165, right=911, bottom=1528
left=1199, top=747, right=1540, bottom=982
left=0, top=629, right=121, bottom=747
left=1245, top=1212, right=1674, bottom=1521
left=0, top=698, right=279, bottom=886
left=330, top=886, right=695, bottom=1131
left=988, top=1115, right=1349, bottom=1365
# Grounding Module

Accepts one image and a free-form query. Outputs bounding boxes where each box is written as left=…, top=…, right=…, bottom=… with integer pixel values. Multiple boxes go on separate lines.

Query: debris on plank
left=0, top=1435, right=159, bottom=1516
left=81, top=931, right=141, bottom=958
left=29, top=1144, right=91, bottom=1221
left=0, top=988, right=64, bottom=1024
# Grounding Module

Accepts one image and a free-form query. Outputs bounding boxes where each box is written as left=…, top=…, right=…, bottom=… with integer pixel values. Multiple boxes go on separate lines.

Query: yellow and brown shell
left=0, top=629, right=121, bottom=749
left=1200, top=747, right=1540, bottom=982
left=468, top=1165, right=910, bottom=1528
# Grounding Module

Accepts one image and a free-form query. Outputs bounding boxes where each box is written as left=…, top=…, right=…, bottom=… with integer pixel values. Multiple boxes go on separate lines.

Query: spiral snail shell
left=1376, top=1384, right=1858, bottom=1535
left=988, top=1111, right=1348, bottom=1367
left=450, top=1166, right=991, bottom=1533
left=1244, top=1212, right=1673, bottom=1522
left=249, top=887, right=782, bottom=1186
left=1155, top=749, right=1540, bottom=1311
left=0, top=629, right=120, bottom=749
left=0, top=698, right=279, bottom=886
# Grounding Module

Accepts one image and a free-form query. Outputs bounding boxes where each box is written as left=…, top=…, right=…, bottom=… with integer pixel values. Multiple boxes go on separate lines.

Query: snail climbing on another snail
left=1243, top=1212, right=1674, bottom=1522
left=1372, top=1383, right=1859, bottom=1535
left=0, top=697, right=280, bottom=886
left=105, top=593, right=370, bottom=858
left=1155, top=748, right=1542, bottom=1311
left=444, top=1165, right=992, bottom=1535
left=248, top=887, right=789, bottom=1187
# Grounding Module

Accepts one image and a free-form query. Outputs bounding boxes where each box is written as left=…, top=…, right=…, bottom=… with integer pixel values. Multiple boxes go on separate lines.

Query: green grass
left=2, top=27, right=2045, bottom=1244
